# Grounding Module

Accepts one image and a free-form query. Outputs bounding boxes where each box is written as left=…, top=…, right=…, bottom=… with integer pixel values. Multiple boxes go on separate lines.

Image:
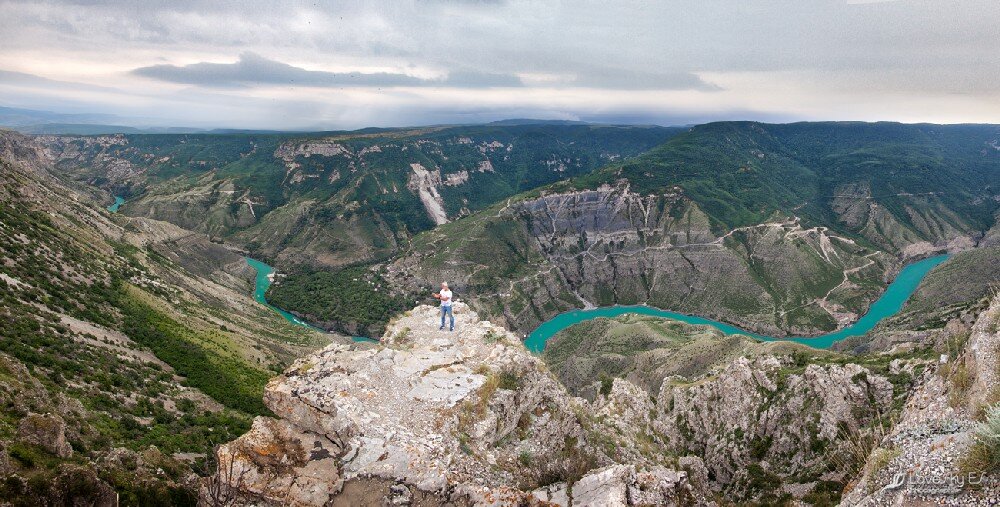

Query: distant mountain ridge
left=39, top=124, right=681, bottom=269
left=0, top=105, right=209, bottom=134
left=35, top=120, right=1000, bottom=340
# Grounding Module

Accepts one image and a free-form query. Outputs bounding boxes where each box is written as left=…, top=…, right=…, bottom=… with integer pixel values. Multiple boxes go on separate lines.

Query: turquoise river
left=107, top=196, right=125, bottom=213
left=525, top=254, right=950, bottom=353
left=246, top=257, right=376, bottom=342
left=245, top=257, right=318, bottom=329
left=247, top=255, right=949, bottom=352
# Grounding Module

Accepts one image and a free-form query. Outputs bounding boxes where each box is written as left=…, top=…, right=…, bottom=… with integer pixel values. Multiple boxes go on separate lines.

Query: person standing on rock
left=433, top=282, right=454, bottom=331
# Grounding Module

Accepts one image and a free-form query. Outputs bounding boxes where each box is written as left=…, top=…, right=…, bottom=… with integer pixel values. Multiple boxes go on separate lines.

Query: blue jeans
left=440, top=305, right=454, bottom=330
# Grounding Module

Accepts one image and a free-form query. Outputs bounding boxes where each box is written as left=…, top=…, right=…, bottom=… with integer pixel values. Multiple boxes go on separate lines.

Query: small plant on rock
left=483, top=329, right=506, bottom=344
left=497, top=370, right=521, bottom=390
left=518, top=450, right=532, bottom=466
left=961, top=403, right=1000, bottom=474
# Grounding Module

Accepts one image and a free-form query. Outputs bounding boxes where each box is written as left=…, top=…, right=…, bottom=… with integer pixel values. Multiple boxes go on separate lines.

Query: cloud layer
left=1, top=0, right=999, bottom=129
left=132, top=52, right=524, bottom=88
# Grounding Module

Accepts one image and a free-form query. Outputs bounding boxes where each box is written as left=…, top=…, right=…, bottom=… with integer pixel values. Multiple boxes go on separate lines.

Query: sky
left=1, top=0, right=999, bottom=130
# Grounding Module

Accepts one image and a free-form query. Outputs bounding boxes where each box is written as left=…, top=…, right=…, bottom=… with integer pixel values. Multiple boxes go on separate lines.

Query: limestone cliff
left=207, top=302, right=923, bottom=505
left=841, top=292, right=1000, bottom=505
left=206, top=304, right=714, bottom=506
left=392, top=185, right=902, bottom=338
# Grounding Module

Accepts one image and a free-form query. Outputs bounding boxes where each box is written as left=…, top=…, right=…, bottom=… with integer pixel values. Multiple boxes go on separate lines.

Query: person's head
left=441, top=282, right=449, bottom=290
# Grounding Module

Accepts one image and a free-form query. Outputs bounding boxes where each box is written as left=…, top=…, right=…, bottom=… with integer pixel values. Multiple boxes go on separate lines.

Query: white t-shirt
left=439, top=289, right=453, bottom=307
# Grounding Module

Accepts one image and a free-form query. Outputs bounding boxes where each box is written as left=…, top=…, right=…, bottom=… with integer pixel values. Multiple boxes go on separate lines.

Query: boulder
left=571, top=465, right=694, bottom=507
left=203, top=417, right=342, bottom=507
left=17, top=413, right=72, bottom=458
left=50, top=464, right=117, bottom=507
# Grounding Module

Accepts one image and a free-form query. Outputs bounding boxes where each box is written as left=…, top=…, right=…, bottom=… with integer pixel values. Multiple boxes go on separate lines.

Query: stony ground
left=842, top=293, right=1000, bottom=506
left=209, top=303, right=714, bottom=506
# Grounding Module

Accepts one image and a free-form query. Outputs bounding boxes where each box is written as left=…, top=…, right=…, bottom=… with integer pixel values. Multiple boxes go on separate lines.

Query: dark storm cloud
left=131, top=52, right=523, bottom=88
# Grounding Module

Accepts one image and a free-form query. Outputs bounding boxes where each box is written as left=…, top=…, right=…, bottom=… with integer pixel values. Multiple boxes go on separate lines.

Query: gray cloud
left=132, top=52, right=523, bottom=88
left=1, top=0, right=1000, bottom=129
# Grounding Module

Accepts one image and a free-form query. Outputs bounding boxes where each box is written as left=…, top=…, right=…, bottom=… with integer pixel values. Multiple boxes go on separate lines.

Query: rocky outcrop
left=207, top=301, right=920, bottom=505
left=17, top=413, right=73, bottom=458
left=207, top=304, right=713, bottom=506
left=842, top=293, right=1000, bottom=505
left=562, top=345, right=903, bottom=502
left=569, top=465, right=696, bottom=506
left=204, top=418, right=342, bottom=505
left=654, top=356, right=896, bottom=501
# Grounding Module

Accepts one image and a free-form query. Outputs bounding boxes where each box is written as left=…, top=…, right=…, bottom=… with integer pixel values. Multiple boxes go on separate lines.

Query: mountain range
left=1, top=120, right=998, bottom=505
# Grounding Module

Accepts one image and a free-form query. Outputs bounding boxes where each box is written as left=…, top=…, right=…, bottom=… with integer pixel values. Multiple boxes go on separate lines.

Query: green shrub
left=518, top=451, right=532, bottom=466
left=961, top=403, right=1000, bottom=474
left=497, top=370, right=521, bottom=391
left=599, top=373, right=613, bottom=396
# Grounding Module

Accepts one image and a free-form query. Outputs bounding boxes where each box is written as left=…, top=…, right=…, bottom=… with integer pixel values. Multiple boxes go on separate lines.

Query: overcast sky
left=1, top=0, right=999, bottom=130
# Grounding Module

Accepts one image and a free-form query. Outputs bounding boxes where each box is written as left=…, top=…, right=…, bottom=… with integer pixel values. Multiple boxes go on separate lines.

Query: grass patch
left=960, top=403, right=1000, bottom=474
left=497, top=370, right=521, bottom=390
left=116, top=285, right=272, bottom=415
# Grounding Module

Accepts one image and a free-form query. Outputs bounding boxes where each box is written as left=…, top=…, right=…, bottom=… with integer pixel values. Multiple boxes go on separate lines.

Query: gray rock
left=572, top=465, right=694, bottom=507
left=17, top=413, right=72, bottom=458
left=208, top=304, right=713, bottom=506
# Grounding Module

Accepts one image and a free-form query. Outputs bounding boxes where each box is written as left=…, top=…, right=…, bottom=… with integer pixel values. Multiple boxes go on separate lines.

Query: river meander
left=245, top=257, right=377, bottom=342
left=246, top=257, right=319, bottom=329
left=524, top=254, right=950, bottom=353
left=248, top=254, right=950, bottom=352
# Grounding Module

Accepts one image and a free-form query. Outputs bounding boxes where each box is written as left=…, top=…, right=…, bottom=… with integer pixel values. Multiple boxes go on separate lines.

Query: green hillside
left=565, top=122, right=1000, bottom=235
left=390, top=122, right=1000, bottom=338
left=42, top=124, right=680, bottom=268
left=0, top=131, right=332, bottom=503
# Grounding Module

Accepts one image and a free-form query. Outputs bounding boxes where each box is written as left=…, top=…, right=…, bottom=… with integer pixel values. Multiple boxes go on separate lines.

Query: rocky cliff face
left=207, top=303, right=919, bottom=505
left=38, top=126, right=674, bottom=269
left=393, top=184, right=901, bottom=337
left=389, top=121, right=1000, bottom=342
left=207, top=304, right=715, bottom=506
left=654, top=356, right=897, bottom=503
left=841, top=293, right=1000, bottom=505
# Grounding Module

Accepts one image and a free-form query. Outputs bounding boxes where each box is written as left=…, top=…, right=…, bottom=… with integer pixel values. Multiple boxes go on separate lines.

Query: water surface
left=107, top=196, right=125, bottom=213
left=525, top=254, right=950, bottom=353
left=245, top=257, right=377, bottom=342
left=246, top=257, right=320, bottom=329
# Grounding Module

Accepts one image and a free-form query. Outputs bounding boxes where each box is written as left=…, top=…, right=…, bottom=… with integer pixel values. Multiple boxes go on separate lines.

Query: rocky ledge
left=205, top=303, right=714, bottom=506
